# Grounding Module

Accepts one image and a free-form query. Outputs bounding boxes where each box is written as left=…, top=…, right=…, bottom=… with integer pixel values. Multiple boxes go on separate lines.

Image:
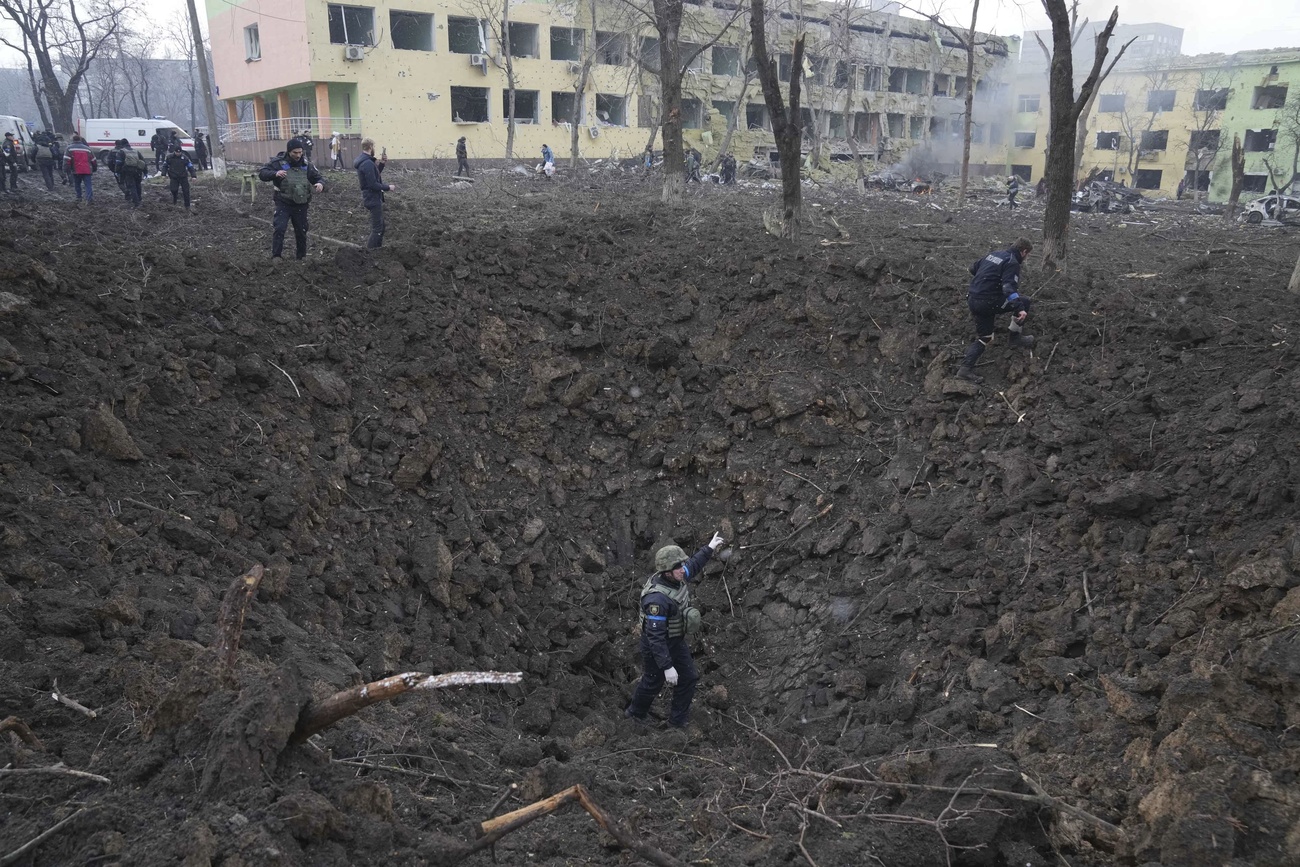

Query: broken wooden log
left=290, top=670, right=523, bottom=744
left=0, top=716, right=45, bottom=750
left=213, top=564, right=264, bottom=674
left=471, top=784, right=686, bottom=867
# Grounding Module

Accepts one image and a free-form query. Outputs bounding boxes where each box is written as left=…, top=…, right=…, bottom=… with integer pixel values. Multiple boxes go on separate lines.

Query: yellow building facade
left=206, top=0, right=1019, bottom=171
left=1009, top=49, right=1300, bottom=202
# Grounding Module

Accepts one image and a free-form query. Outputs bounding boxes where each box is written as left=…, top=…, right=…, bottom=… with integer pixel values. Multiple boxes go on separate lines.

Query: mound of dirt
left=2, top=171, right=1299, bottom=867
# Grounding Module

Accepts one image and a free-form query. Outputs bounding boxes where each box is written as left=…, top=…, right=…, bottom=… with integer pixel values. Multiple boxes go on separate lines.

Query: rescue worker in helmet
left=625, top=531, right=726, bottom=729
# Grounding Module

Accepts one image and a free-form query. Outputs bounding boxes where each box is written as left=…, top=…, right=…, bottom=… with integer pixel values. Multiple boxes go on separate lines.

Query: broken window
left=637, top=96, right=657, bottom=127
left=829, top=114, right=845, bottom=137
left=680, top=42, right=707, bottom=73
left=969, top=123, right=985, bottom=144
left=639, top=37, right=659, bottom=70
left=552, top=92, right=578, bottom=124
left=809, top=57, right=829, bottom=85
left=328, top=4, right=375, bottom=46
left=1140, top=130, right=1169, bottom=150
left=1182, top=169, right=1211, bottom=191
left=888, top=68, right=926, bottom=94
left=446, top=16, right=482, bottom=54
left=886, top=113, right=904, bottom=137
left=1134, top=168, right=1163, bottom=190
left=450, top=86, right=489, bottom=122
left=779, top=53, right=793, bottom=81
left=503, top=90, right=539, bottom=123
left=929, top=117, right=946, bottom=137
left=856, top=113, right=879, bottom=144
left=1188, top=129, right=1220, bottom=151
left=551, top=27, right=584, bottom=61
left=1244, top=128, right=1277, bottom=152
left=1099, top=93, right=1125, bottom=112
left=909, top=116, right=924, bottom=139
left=712, top=101, right=734, bottom=125
left=508, top=22, right=538, bottom=57
left=954, top=76, right=967, bottom=97
left=746, top=103, right=769, bottom=130
left=1011, top=164, right=1033, bottom=182
left=834, top=61, right=851, bottom=89
left=391, top=11, right=432, bottom=51
left=1253, top=85, right=1288, bottom=109
left=933, top=73, right=949, bottom=96
left=1017, top=93, right=1040, bottom=113
left=681, top=98, right=703, bottom=129
left=712, top=45, right=740, bottom=76
left=1193, top=88, right=1229, bottom=111
left=1014, top=131, right=1036, bottom=148
left=863, top=66, right=883, bottom=91
left=1096, top=131, right=1120, bottom=150
left=595, top=32, right=626, bottom=66
left=595, top=94, right=626, bottom=125
left=1242, top=174, right=1268, bottom=193
left=1147, top=90, right=1175, bottom=112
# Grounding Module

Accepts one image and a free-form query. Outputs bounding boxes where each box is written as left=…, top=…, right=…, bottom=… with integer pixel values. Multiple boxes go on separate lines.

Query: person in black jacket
left=355, top=139, right=396, bottom=248
left=150, top=133, right=166, bottom=174
left=164, top=143, right=197, bottom=209
left=625, top=531, right=727, bottom=729
left=194, top=132, right=209, bottom=171
left=957, top=238, right=1035, bottom=383
left=0, top=133, right=19, bottom=191
left=258, top=137, right=324, bottom=259
left=455, top=136, right=469, bottom=176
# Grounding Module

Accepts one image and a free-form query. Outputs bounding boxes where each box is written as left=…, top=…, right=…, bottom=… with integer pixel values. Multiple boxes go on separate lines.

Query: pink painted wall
left=206, top=0, right=312, bottom=98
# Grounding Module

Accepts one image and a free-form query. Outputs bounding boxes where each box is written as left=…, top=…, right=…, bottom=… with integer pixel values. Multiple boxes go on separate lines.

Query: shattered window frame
left=746, top=103, right=769, bottom=131
left=1011, top=164, right=1033, bottom=182
left=1243, top=128, right=1277, bottom=152
left=1098, top=93, right=1125, bottom=113
left=502, top=90, right=539, bottom=123
left=639, top=37, right=659, bottom=70
left=1013, top=130, right=1036, bottom=148
left=1146, top=90, right=1175, bottom=112
left=712, top=100, right=734, bottom=125
left=1188, top=129, right=1221, bottom=151
left=446, top=16, right=484, bottom=54
left=1134, top=168, right=1163, bottom=190
left=1193, top=88, right=1229, bottom=111
left=1181, top=169, right=1211, bottom=192
left=1095, top=131, right=1120, bottom=150
left=1252, top=85, right=1288, bottom=110
left=549, top=27, right=585, bottom=62
left=1241, top=174, right=1268, bottom=193
left=450, top=86, right=489, bottom=123
left=551, top=91, right=579, bottom=124
left=508, top=22, right=539, bottom=58
left=595, top=93, right=627, bottom=126
left=908, top=116, right=924, bottom=139
left=863, top=66, right=884, bottom=91
left=1139, top=129, right=1169, bottom=151
left=1016, top=93, right=1040, bottom=113
left=680, top=42, right=708, bottom=73
left=711, top=45, right=740, bottom=76
left=390, top=10, right=433, bottom=52
left=328, top=4, right=375, bottom=46
left=681, top=97, right=704, bottom=129
left=595, top=31, right=626, bottom=66
left=886, top=113, right=905, bottom=138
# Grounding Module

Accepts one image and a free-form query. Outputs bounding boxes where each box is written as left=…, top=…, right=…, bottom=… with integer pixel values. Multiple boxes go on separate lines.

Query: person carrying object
left=625, top=531, right=727, bottom=729
left=258, top=136, right=325, bottom=259
left=164, top=143, right=197, bottom=210
left=956, top=238, right=1035, bottom=383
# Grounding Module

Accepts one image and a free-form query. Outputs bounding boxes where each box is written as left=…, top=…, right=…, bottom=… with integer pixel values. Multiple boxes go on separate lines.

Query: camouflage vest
left=640, top=575, right=700, bottom=638
left=282, top=164, right=313, bottom=204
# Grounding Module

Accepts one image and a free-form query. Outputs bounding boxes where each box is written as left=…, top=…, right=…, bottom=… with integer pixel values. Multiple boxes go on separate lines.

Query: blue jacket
left=640, top=545, right=713, bottom=669
left=354, top=151, right=388, bottom=208
left=541, top=145, right=554, bottom=164
left=968, top=247, right=1026, bottom=311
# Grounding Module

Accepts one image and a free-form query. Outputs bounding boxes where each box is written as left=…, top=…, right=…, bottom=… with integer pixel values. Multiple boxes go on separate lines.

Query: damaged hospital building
left=206, top=0, right=1018, bottom=174
left=1012, top=24, right=1300, bottom=203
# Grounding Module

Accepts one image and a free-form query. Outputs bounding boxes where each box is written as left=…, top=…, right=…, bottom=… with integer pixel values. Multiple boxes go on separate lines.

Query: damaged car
left=1241, top=193, right=1300, bottom=225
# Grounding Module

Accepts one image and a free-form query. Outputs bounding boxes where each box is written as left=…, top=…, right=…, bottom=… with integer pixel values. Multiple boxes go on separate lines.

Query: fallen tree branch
left=0, top=716, right=44, bottom=750
left=213, top=564, right=265, bottom=674
left=50, top=680, right=97, bottom=719
left=291, top=670, right=523, bottom=744
left=470, top=784, right=686, bottom=867
left=246, top=214, right=363, bottom=249
left=0, top=807, right=93, bottom=867
left=331, top=758, right=497, bottom=791
left=0, top=764, right=111, bottom=784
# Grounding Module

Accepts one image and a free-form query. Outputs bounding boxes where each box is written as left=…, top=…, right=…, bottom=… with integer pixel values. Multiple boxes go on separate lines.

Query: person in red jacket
left=64, top=135, right=97, bottom=203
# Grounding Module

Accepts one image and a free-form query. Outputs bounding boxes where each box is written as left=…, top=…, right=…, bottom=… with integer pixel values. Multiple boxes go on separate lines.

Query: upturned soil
left=2, top=166, right=1299, bottom=867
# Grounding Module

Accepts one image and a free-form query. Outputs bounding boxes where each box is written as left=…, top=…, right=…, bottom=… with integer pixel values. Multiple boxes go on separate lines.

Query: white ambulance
left=77, top=117, right=196, bottom=159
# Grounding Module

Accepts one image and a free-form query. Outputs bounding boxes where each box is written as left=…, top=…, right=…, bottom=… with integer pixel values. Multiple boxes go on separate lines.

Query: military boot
left=1008, top=333, right=1035, bottom=349
left=956, top=365, right=983, bottom=383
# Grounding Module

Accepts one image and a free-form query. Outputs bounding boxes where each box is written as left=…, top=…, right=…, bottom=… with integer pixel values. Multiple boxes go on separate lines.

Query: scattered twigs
left=996, top=390, right=1027, bottom=424
left=471, top=784, right=686, bottom=867
left=291, top=670, right=523, bottom=744
left=0, top=716, right=44, bottom=750
left=0, top=807, right=94, bottom=867
left=332, top=758, right=496, bottom=791
left=1043, top=341, right=1059, bottom=374
left=1020, top=519, right=1035, bottom=586
left=1082, top=571, right=1094, bottom=617
left=741, top=504, right=834, bottom=575
left=267, top=360, right=301, bottom=397
left=781, top=468, right=826, bottom=493
left=0, top=764, right=110, bottom=784
left=213, top=564, right=265, bottom=674
left=245, top=214, right=362, bottom=249
left=50, top=680, right=96, bottom=719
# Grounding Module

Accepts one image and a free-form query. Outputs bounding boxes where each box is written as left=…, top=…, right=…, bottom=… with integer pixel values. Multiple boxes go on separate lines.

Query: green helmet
left=654, top=545, right=687, bottom=572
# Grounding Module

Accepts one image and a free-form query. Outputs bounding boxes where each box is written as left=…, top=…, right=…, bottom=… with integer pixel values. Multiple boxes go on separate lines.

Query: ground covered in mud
left=2, top=165, right=1299, bottom=867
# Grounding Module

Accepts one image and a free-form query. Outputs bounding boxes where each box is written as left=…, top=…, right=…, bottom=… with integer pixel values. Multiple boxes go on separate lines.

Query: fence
left=219, top=117, right=361, bottom=143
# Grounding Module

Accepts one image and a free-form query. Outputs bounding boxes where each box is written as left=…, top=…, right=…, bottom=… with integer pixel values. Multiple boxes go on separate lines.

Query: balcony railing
left=220, top=117, right=362, bottom=143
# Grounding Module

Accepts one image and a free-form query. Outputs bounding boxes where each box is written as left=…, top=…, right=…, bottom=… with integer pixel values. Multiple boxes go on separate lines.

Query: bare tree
left=184, top=0, right=225, bottom=175
left=17, top=30, right=52, bottom=129
left=751, top=0, right=805, bottom=238
left=1186, top=67, right=1232, bottom=202
left=0, top=0, right=125, bottom=133
left=1224, top=133, right=1245, bottom=222
left=1038, top=2, right=1130, bottom=270
left=1113, top=66, right=1175, bottom=182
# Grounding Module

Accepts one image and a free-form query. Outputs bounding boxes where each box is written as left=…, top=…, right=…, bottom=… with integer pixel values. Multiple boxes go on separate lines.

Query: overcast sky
left=922, top=0, right=1300, bottom=56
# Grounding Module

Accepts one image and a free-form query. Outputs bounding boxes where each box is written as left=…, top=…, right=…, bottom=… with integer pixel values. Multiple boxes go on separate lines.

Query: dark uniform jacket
left=258, top=153, right=324, bottom=205
left=165, top=150, right=196, bottom=179
left=354, top=151, right=387, bottom=208
left=640, top=545, right=713, bottom=670
left=968, top=248, right=1026, bottom=311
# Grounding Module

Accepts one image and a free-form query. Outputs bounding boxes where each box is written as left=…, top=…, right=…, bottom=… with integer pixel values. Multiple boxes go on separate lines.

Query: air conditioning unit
left=469, top=53, right=487, bottom=68
left=343, top=45, right=365, bottom=61
left=588, top=126, right=600, bottom=139
left=567, top=61, right=582, bottom=74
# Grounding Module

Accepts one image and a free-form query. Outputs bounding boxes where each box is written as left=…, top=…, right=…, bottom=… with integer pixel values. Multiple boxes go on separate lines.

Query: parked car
left=76, top=117, right=196, bottom=160
left=1241, top=193, right=1300, bottom=224
left=0, top=115, right=33, bottom=171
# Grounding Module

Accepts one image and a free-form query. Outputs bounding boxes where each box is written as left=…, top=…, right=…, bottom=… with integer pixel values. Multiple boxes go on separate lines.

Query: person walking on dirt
left=625, top=531, right=727, bottom=729
left=685, top=149, right=701, bottom=184
left=355, top=138, right=396, bottom=249
left=258, top=137, right=324, bottom=260
left=643, top=146, right=654, bottom=171
left=150, top=132, right=165, bottom=175
left=455, top=136, right=470, bottom=176
left=300, top=131, right=314, bottom=162
left=0, top=133, right=19, bottom=192
left=50, top=134, right=67, bottom=185
left=32, top=134, right=57, bottom=191
left=164, top=143, right=197, bottom=210
left=194, top=133, right=209, bottom=171
left=64, top=135, right=97, bottom=203
left=105, top=139, right=128, bottom=194
left=957, top=238, right=1035, bottom=383
left=721, top=152, right=737, bottom=185
left=116, top=139, right=147, bottom=208
left=1005, top=175, right=1020, bottom=209
left=541, top=144, right=555, bottom=178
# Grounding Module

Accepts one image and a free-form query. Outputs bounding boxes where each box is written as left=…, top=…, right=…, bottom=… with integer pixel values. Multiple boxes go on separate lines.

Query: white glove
left=709, top=531, right=725, bottom=551
left=664, top=667, right=679, bottom=686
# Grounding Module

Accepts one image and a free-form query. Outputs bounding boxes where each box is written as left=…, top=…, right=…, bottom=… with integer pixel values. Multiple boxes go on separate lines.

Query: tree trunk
left=956, top=0, right=978, bottom=206
left=751, top=0, right=803, bottom=238
left=503, top=0, right=515, bottom=159
left=653, top=0, right=685, bottom=205
left=570, top=66, right=587, bottom=168
left=1073, top=86, right=1100, bottom=178
left=1225, top=133, right=1245, bottom=221
left=716, top=76, right=750, bottom=170
left=1040, top=11, right=1078, bottom=269
left=185, top=0, right=225, bottom=176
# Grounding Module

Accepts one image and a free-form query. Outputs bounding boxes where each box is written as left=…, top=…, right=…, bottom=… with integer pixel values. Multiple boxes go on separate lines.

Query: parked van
left=0, top=116, right=33, bottom=170
left=77, top=118, right=195, bottom=160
